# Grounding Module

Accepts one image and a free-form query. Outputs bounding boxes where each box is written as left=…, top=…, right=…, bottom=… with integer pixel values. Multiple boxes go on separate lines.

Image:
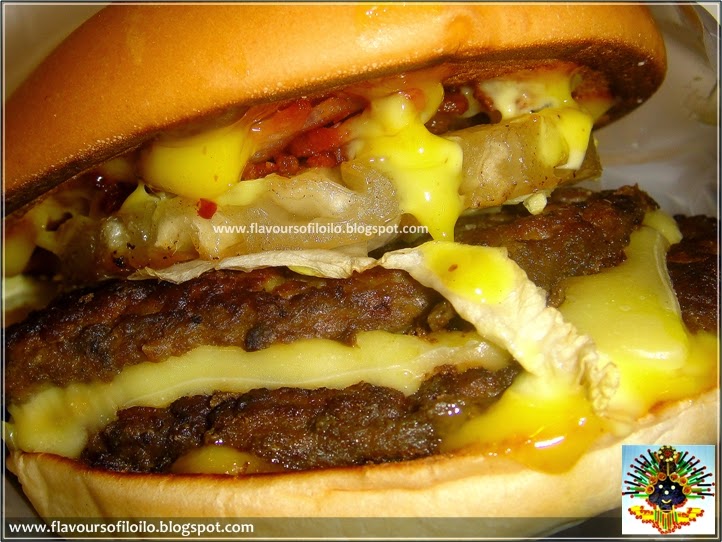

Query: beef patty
left=5, top=186, right=717, bottom=473
left=667, top=215, right=719, bottom=333
left=81, top=364, right=521, bottom=473
left=5, top=185, right=661, bottom=403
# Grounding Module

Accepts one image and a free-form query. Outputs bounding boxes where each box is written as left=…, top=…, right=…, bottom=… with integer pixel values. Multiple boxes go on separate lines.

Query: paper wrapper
left=593, top=5, right=718, bottom=216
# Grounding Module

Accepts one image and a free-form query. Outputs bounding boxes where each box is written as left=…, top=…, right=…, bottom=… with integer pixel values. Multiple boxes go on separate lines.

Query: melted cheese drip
left=3, top=69, right=601, bottom=279
left=170, top=446, right=283, bottom=475
left=479, top=69, right=581, bottom=119
left=140, top=119, right=255, bottom=200
left=443, top=373, right=603, bottom=474
left=345, top=81, right=464, bottom=240
left=559, top=213, right=712, bottom=425
left=440, top=212, right=716, bottom=472
left=5, top=331, right=508, bottom=458
left=136, top=76, right=468, bottom=240
left=422, top=242, right=514, bottom=305
left=383, top=241, right=605, bottom=400
left=536, top=108, right=593, bottom=170
left=479, top=69, right=596, bottom=170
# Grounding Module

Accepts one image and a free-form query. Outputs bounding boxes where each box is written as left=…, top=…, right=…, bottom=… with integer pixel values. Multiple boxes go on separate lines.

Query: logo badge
left=622, top=444, right=716, bottom=535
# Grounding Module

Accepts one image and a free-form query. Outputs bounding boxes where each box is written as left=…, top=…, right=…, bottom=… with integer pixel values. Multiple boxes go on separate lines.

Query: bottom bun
left=7, top=389, right=718, bottom=538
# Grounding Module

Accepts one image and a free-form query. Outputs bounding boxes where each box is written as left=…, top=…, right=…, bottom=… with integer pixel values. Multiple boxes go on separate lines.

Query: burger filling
left=4, top=65, right=606, bottom=286
left=4, top=187, right=717, bottom=474
left=3, top=63, right=718, bottom=479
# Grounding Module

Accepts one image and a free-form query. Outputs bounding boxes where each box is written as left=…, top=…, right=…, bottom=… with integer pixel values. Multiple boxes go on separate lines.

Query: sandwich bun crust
left=7, top=389, right=716, bottom=535
left=4, top=4, right=665, bottom=214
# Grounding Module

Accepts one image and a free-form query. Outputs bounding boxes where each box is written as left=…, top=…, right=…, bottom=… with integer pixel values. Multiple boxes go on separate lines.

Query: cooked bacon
left=274, top=153, right=301, bottom=176
left=247, top=99, right=313, bottom=162
left=425, top=87, right=488, bottom=134
left=241, top=160, right=277, bottom=180
left=302, top=94, right=366, bottom=129
left=288, top=126, right=344, bottom=157
left=305, top=151, right=342, bottom=169
left=439, top=88, right=469, bottom=115
left=247, top=94, right=364, bottom=166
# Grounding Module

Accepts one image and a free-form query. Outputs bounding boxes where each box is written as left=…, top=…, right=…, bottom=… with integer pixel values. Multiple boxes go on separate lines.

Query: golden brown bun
left=4, top=4, right=665, bottom=214
left=7, top=389, right=716, bottom=537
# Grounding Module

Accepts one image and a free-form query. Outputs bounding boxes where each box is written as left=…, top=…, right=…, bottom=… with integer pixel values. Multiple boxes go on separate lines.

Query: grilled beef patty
left=5, top=186, right=717, bottom=473
left=81, top=364, right=521, bottom=473
left=667, top=215, right=719, bottom=333
left=6, top=186, right=661, bottom=403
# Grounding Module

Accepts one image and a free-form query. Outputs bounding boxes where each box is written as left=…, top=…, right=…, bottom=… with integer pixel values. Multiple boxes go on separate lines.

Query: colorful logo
left=622, top=445, right=716, bottom=535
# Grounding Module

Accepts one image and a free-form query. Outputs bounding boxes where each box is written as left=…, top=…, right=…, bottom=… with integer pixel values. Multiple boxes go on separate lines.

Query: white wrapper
left=593, top=5, right=719, bottom=216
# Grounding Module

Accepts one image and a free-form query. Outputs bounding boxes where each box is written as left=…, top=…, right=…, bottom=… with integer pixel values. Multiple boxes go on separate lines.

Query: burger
left=3, top=4, right=718, bottom=537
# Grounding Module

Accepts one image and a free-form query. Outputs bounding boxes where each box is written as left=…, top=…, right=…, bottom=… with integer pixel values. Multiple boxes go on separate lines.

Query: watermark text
left=213, top=222, right=428, bottom=237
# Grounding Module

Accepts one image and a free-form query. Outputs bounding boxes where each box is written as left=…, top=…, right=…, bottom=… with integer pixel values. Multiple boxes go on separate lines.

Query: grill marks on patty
left=81, top=364, right=521, bottom=473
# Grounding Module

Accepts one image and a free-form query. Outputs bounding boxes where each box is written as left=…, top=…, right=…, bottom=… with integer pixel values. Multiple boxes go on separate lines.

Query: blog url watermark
left=5, top=518, right=254, bottom=538
left=212, top=223, right=428, bottom=237
left=3, top=515, right=631, bottom=538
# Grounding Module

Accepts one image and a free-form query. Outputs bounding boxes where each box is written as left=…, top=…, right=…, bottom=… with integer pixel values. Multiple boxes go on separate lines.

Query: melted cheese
left=479, top=69, right=579, bottom=119
left=3, top=68, right=602, bottom=279
left=7, top=211, right=715, bottom=475
left=437, top=211, right=716, bottom=471
left=135, top=76, right=468, bottom=240
left=5, top=331, right=509, bottom=458
left=559, top=214, right=713, bottom=425
left=459, top=86, right=483, bottom=118
left=140, top=119, right=255, bottom=200
left=536, top=108, right=593, bottom=170
left=480, top=69, right=596, bottom=170
left=170, top=446, right=283, bottom=475
left=421, top=242, right=515, bottom=305
left=345, top=81, right=464, bottom=240
left=443, top=373, right=603, bottom=473
left=4, top=66, right=710, bottom=474
left=384, top=242, right=606, bottom=399
left=7, top=201, right=716, bottom=475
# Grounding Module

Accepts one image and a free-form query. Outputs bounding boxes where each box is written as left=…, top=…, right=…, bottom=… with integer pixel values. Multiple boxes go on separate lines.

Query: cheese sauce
left=443, top=374, right=603, bottom=473
left=479, top=68, right=597, bottom=170
left=345, top=80, right=464, bottom=240
left=559, top=214, right=716, bottom=425
left=421, top=242, right=515, bottom=305
left=140, top=119, right=255, bottom=200
left=3, top=68, right=600, bottom=278
left=438, top=212, right=715, bottom=471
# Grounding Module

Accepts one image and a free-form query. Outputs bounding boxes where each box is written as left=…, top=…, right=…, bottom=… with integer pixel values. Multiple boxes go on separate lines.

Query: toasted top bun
left=7, top=389, right=717, bottom=535
left=4, top=4, right=665, bottom=214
